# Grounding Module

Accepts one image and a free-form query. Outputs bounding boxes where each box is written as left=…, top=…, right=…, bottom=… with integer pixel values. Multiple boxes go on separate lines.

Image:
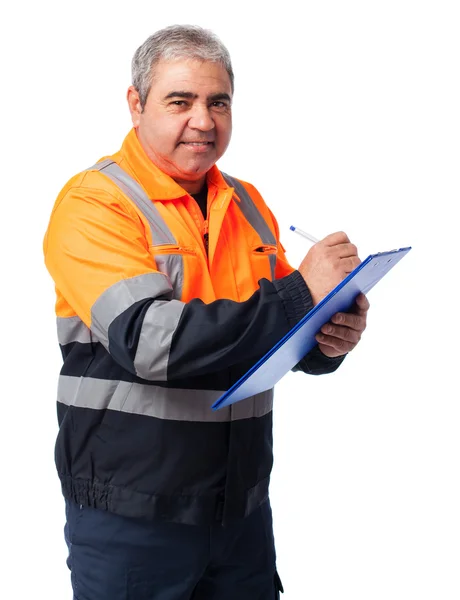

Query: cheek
left=141, top=115, right=185, bottom=149
left=216, top=117, right=232, bottom=147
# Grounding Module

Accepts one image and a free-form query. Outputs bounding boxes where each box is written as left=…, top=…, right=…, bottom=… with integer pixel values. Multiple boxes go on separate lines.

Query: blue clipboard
left=212, top=246, right=412, bottom=410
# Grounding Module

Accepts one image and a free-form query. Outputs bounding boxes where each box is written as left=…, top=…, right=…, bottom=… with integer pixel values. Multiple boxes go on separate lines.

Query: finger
left=316, top=342, right=346, bottom=358
left=354, top=293, right=370, bottom=315
left=315, top=334, right=355, bottom=355
left=330, top=312, right=367, bottom=332
left=342, top=256, right=362, bottom=274
left=330, top=242, right=359, bottom=258
left=318, top=323, right=362, bottom=345
left=321, top=231, right=350, bottom=246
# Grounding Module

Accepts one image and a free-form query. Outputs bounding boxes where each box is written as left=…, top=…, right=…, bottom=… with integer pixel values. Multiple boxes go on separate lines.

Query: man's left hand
left=315, top=293, right=370, bottom=358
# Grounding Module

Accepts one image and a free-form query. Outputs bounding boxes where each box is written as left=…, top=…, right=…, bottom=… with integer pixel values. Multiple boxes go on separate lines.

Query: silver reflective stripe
left=222, top=173, right=277, bottom=280
left=88, top=160, right=185, bottom=300
left=90, top=271, right=181, bottom=346
left=91, top=272, right=175, bottom=348
left=91, top=274, right=184, bottom=381
left=154, top=254, right=184, bottom=302
left=57, top=316, right=91, bottom=345
left=85, top=163, right=189, bottom=380
left=134, top=298, right=185, bottom=381
left=230, top=388, right=274, bottom=421
left=58, top=375, right=273, bottom=422
left=90, top=160, right=175, bottom=246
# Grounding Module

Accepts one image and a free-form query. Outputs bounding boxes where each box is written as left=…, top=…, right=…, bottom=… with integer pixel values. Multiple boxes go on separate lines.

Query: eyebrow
left=163, top=91, right=232, bottom=103
left=209, top=93, right=232, bottom=103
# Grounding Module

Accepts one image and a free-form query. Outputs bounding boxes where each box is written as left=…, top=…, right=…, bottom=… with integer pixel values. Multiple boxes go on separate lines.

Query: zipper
left=203, top=220, right=209, bottom=255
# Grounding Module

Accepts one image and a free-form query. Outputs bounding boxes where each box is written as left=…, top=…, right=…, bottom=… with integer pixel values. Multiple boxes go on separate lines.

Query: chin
left=182, top=164, right=214, bottom=179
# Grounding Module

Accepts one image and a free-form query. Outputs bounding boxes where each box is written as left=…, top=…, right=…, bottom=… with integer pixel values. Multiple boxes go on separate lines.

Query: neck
left=177, top=175, right=207, bottom=195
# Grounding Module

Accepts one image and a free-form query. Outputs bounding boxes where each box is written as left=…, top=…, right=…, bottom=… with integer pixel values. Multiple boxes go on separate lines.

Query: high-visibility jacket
left=43, top=129, right=343, bottom=525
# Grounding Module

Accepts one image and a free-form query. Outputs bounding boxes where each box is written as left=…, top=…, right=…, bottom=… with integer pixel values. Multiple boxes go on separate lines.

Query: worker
left=43, top=24, right=369, bottom=600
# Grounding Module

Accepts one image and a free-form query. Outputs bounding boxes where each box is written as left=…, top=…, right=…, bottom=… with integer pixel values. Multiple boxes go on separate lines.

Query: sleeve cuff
left=293, top=345, right=346, bottom=375
left=272, top=270, right=314, bottom=327
left=273, top=271, right=346, bottom=375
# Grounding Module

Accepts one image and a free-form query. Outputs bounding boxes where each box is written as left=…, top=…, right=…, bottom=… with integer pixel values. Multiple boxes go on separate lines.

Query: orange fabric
left=44, top=129, right=294, bottom=325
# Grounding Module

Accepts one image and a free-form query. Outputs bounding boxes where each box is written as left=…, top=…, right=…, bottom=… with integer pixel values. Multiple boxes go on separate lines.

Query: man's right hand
left=298, top=231, right=361, bottom=306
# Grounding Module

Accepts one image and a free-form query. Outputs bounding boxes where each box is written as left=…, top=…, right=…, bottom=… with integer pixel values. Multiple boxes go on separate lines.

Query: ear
left=127, top=86, right=142, bottom=127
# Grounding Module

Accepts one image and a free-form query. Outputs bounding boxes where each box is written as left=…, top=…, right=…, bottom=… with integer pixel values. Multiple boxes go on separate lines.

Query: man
left=43, top=24, right=369, bottom=600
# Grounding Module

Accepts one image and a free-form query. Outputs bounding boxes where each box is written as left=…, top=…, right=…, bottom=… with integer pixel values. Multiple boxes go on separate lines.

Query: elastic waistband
left=60, top=475, right=269, bottom=526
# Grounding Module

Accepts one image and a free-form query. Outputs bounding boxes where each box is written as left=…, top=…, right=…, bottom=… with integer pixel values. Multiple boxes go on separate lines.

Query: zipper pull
left=203, top=220, right=209, bottom=254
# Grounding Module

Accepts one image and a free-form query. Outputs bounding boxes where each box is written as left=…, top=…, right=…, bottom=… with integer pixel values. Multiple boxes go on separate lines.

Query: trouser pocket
left=65, top=500, right=86, bottom=548
left=274, top=570, right=284, bottom=598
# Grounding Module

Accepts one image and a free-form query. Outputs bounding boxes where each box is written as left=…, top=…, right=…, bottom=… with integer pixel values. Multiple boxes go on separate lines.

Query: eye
left=211, top=101, right=230, bottom=110
left=171, top=100, right=187, bottom=106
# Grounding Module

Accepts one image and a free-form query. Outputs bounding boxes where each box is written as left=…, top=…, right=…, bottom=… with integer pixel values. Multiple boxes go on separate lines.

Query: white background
left=1, top=1, right=458, bottom=598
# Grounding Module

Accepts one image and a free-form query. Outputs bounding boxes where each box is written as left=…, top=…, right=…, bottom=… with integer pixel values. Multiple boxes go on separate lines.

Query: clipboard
left=212, top=246, right=411, bottom=410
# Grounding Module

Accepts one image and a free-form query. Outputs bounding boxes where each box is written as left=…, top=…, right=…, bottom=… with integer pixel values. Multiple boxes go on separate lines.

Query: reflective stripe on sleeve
left=91, top=272, right=176, bottom=345
left=90, top=272, right=184, bottom=381
left=133, top=298, right=185, bottom=380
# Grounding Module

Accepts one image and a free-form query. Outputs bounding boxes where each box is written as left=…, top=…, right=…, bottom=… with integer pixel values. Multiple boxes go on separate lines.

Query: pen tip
left=289, top=225, right=295, bottom=231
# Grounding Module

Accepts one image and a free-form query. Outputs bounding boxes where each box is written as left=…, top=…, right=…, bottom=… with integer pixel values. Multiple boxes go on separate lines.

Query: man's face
left=128, top=58, right=233, bottom=190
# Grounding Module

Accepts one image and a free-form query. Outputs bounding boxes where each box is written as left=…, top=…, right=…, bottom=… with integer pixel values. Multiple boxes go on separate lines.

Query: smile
left=179, top=142, right=214, bottom=154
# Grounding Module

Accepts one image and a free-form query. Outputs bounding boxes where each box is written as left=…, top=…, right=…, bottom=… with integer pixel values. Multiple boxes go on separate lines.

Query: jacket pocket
left=251, top=244, right=277, bottom=282
left=252, top=244, right=277, bottom=255
left=151, top=244, right=197, bottom=256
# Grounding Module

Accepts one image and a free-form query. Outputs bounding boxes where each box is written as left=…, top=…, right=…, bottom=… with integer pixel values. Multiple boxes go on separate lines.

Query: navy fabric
left=64, top=499, right=283, bottom=599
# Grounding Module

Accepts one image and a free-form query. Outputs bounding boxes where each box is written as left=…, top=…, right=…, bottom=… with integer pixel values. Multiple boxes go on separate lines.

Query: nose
left=188, top=104, right=215, bottom=132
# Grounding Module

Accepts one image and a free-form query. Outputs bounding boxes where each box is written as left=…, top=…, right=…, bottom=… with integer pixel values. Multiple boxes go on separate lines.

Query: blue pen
left=290, top=225, right=319, bottom=244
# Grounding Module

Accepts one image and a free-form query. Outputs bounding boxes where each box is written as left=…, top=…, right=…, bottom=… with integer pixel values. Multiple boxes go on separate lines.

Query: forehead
left=150, top=58, right=232, bottom=97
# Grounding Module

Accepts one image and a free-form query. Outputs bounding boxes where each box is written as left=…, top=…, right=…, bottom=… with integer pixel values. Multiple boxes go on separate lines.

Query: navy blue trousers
left=64, top=499, right=284, bottom=599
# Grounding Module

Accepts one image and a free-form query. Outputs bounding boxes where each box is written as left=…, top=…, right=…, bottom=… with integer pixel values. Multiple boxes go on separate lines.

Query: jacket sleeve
left=44, top=178, right=315, bottom=382
left=263, top=203, right=347, bottom=375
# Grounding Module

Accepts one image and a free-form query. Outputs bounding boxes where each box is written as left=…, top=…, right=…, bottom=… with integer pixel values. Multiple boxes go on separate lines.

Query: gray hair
left=132, top=25, right=234, bottom=109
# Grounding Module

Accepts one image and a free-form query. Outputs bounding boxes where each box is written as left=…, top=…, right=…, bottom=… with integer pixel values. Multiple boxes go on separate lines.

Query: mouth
left=179, top=141, right=215, bottom=153
left=180, top=141, right=214, bottom=146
